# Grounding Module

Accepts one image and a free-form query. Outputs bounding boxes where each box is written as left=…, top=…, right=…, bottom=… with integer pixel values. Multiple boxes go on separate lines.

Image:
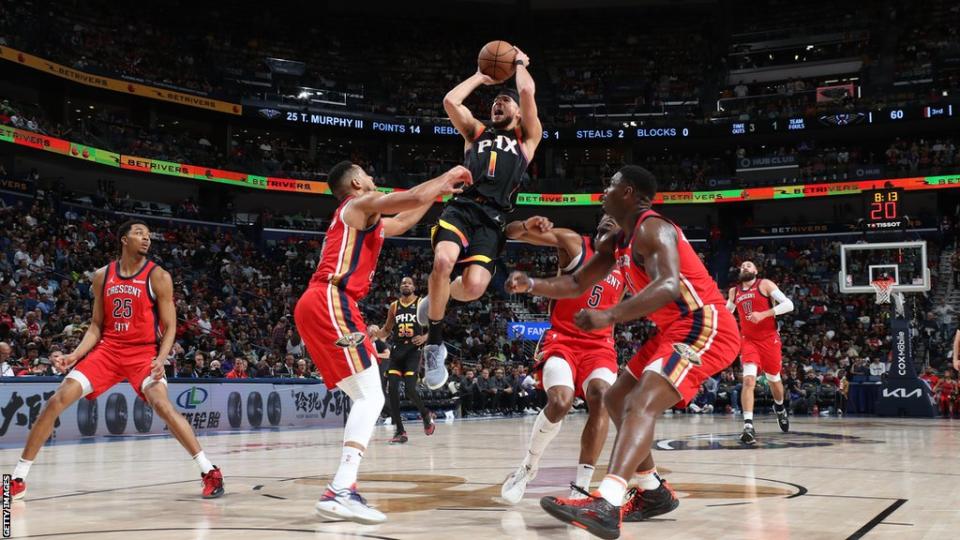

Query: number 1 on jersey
left=487, top=150, right=497, bottom=177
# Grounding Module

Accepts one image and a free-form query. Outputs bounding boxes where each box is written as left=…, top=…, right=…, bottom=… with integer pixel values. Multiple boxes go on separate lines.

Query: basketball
left=478, top=40, right=517, bottom=81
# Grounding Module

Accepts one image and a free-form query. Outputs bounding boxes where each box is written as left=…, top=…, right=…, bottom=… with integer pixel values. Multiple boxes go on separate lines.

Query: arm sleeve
left=770, top=288, right=794, bottom=316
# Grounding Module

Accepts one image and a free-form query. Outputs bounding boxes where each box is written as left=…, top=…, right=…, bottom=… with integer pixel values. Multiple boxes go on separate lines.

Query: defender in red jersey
left=295, top=160, right=471, bottom=525
left=727, top=260, right=795, bottom=444
left=7, top=220, right=223, bottom=501
left=500, top=215, right=624, bottom=504
left=508, top=166, right=740, bottom=539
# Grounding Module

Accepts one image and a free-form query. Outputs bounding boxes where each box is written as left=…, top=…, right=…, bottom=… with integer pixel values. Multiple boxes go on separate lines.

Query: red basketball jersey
left=309, top=196, right=385, bottom=300
left=733, top=280, right=778, bottom=339
left=101, top=260, right=163, bottom=348
left=614, top=209, right=724, bottom=328
left=550, top=236, right=626, bottom=339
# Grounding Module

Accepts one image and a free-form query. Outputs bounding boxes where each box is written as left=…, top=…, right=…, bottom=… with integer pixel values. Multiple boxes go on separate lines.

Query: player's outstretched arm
left=351, top=166, right=472, bottom=236
left=54, top=268, right=106, bottom=372
left=513, top=48, right=542, bottom=158
left=506, top=216, right=583, bottom=265
left=151, top=268, right=177, bottom=380
left=379, top=166, right=473, bottom=236
left=577, top=218, right=681, bottom=331
left=506, top=233, right=617, bottom=299
left=443, top=72, right=497, bottom=144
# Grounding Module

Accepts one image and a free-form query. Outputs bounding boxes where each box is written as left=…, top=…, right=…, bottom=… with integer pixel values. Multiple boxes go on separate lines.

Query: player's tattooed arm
left=53, top=267, right=106, bottom=372
left=443, top=72, right=492, bottom=144
left=151, top=268, right=177, bottom=380
left=586, top=218, right=681, bottom=328
left=357, top=166, right=473, bottom=235
left=505, top=241, right=616, bottom=299
left=513, top=48, right=542, bottom=158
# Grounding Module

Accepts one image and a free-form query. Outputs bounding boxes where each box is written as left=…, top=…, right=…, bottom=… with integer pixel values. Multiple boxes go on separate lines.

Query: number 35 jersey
left=101, top=259, right=164, bottom=348
left=549, top=236, right=625, bottom=340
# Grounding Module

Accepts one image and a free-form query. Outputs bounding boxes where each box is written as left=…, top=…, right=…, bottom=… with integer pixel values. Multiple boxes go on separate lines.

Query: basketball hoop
left=870, top=279, right=895, bottom=304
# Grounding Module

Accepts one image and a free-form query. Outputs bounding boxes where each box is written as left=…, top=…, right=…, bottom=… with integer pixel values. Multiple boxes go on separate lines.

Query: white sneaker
left=416, top=295, right=431, bottom=326
left=423, top=343, right=449, bottom=389
left=501, top=464, right=537, bottom=504
left=315, top=484, right=387, bottom=524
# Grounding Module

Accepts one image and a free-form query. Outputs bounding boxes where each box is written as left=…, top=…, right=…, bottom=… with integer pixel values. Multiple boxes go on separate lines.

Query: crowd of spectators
left=2, top=163, right=957, bottom=416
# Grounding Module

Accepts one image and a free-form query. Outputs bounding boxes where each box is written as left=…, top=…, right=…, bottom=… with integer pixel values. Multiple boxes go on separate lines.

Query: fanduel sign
left=507, top=322, right=550, bottom=341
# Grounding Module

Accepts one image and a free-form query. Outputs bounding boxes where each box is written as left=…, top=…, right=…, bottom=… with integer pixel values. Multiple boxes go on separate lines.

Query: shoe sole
left=12, top=492, right=24, bottom=501
left=202, top=486, right=225, bottom=499
left=315, top=502, right=387, bottom=525
left=539, top=499, right=619, bottom=540
left=623, top=497, right=680, bottom=522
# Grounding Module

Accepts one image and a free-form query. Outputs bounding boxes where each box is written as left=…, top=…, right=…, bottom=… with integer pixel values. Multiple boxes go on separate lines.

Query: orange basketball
left=477, top=40, right=517, bottom=81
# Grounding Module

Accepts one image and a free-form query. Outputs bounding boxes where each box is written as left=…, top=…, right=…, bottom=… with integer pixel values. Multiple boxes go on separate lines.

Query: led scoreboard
left=863, top=188, right=905, bottom=229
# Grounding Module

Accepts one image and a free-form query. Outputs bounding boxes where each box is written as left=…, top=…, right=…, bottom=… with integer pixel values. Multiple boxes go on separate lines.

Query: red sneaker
left=201, top=466, right=224, bottom=498
left=424, top=412, right=436, bottom=436
left=10, top=478, right=25, bottom=500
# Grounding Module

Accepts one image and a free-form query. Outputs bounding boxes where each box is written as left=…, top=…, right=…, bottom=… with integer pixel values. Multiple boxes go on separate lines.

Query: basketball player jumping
left=370, top=276, right=436, bottom=444
left=294, top=161, right=471, bottom=524
left=728, top=261, right=794, bottom=445
left=507, top=166, right=741, bottom=539
left=8, top=220, right=224, bottom=500
left=417, top=47, right=542, bottom=389
left=501, top=215, right=624, bottom=504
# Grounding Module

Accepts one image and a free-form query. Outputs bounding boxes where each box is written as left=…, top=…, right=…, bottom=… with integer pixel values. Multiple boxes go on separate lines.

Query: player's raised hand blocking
left=524, top=216, right=553, bottom=233
left=505, top=271, right=533, bottom=294
left=439, top=165, right=473, bottom=195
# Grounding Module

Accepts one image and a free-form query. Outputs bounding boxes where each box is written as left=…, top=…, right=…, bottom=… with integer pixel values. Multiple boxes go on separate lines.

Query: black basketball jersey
left=391, top=296, right=421, bottom=345
left=461, top=125, right=529, bottom=212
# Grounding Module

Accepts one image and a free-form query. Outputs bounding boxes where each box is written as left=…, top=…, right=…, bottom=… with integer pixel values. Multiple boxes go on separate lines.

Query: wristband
left=527, top=278, right=536, bottom=293
left=514, top=59, right=525, bottom=66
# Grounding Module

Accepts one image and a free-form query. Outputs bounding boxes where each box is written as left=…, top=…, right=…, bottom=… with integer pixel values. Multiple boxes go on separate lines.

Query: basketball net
left=871, top=279, right=905, bottom=316
left=870, top=279, right=895, bottom=304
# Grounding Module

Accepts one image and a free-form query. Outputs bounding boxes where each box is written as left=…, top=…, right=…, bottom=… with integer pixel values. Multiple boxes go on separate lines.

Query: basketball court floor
left=3, top=412, right=957, bottom=539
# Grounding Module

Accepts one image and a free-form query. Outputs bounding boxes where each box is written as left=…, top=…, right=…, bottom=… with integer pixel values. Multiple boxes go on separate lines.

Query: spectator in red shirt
left=920, top=366, right=940, bottom=390
left=225, top=358, right=248, bottom=379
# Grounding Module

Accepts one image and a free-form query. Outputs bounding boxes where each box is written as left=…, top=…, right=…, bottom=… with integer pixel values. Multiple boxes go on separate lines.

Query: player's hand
left=150, top=356, right=165, bottom=381
left=524, top=216, right=553, bottom=233
left=746, top=311, right=769, bottom=324
left=505, top=271, right=533, bottom=294
left=476, top=69, right=506, bottom=86
left=574, top=309, right=614, bottom=331
left=367, top=325, right=382, bottom=340
left=440, top=165, right=473, bottom=195
left=513, top=48, right=530, bottom=68
left=51, top=351, right=78, bottom=373
left=412, top=334, right=428, bottom=346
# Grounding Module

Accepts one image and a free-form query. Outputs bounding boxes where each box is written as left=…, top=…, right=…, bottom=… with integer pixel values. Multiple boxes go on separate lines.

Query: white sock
left=743, top=411, right=754, bottom=422
left=597, top=474, right=627, bottom=506
left=634, top=468, right=661, bottom=490
left=575, top=464, right=595, bottom=490
left=774, top=398, right=784, bottom=406
left=193, top=451, right=215, bottom=474
left=331, top=446, right=363, bottom=491
left=520, top=410, right=562, bottom=469
left=13, top=458, right=32, bottom=480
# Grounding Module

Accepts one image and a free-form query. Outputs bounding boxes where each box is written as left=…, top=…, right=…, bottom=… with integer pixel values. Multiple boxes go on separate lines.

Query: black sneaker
left=540, top=485, right=621, bottom=540
left=390, top=430, right=408, bottom=444
left=775, top=406, right=790, bottom=432
left=740, top=425, right=757, bottom=446
left=622, top=480, right=680, bottom=522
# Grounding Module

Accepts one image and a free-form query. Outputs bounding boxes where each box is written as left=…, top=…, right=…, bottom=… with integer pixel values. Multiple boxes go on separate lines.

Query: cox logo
left=176, top=387, right=209, bottom=410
